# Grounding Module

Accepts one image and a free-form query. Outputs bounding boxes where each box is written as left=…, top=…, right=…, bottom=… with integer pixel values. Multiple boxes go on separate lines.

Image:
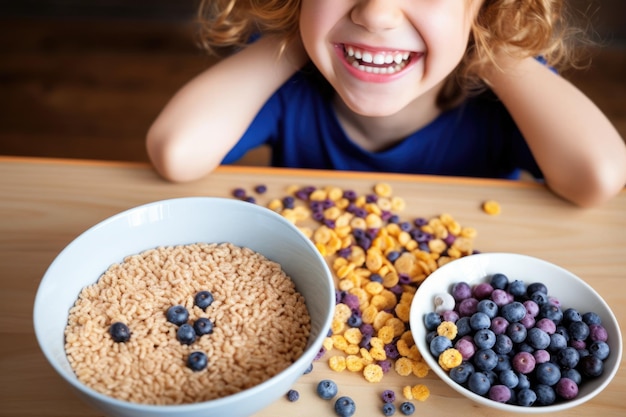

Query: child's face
left=299, top=0, right=483, bottom=117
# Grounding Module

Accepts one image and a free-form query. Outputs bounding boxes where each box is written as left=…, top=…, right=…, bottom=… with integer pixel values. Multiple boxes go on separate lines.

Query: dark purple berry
left=109, top=322, right=130, bottom=343
left=194, top=291, right=214, bottom=310
left=187, top=351, right=208, bottom=371
left=286, top=389, right=299, bottom=402
left=166, top=305, right=189, bottom=325
left=193, top=317, right=214, bottom=336
left=177, top=323, right=196, bottom=345
left=381, top=389, right=396, bottom=403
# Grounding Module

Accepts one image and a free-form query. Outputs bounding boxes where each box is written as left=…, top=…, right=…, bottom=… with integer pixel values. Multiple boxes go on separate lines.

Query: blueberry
left=568, top=321, right=590, bottom=341
left=516, top=372, right=531, bottom=390
left=493, top=334, right=513, bottom=355
left=254, top=184, right=267, bottom=194
left=494, top=354, right=512, bottom=372
left=526, top=282, right=548, bottom=296
left=193, top=317, right=214, bottom=336
left=176, top=323, right=196, bottom=345
left=535, top=383, right=556, bottom=405
left=527, top=327, right=551, bottom=350
left=369, top=273, right=383, bottom=283
left=194, top=291, right=214, bottom=310
left=489, top=273, right=509, bottom=290
left=488, top=385, right=511, bottom=403
left=539, top=303, right=563, bottom=324
left=166, top=305, right=189, bottom=326
left=449, top=361, right=475, bottom=384
left=589, top=340, right=610, bottom=360
left=516, top=388, right=537, bottom=407
left=109, top=322, right=131, bottom=343
left=579, top=355, right=604, bottom=377
left=507, top=280, right=526, bottom=298
left=473, top=348, right=498, bottom=371
left=347, top=314, right=362, bottom=328
left=563, top=308, right=582, bottom=323
left=455, top=316, right=472, bottom=337
left=469, top=312, right=491, bottom=330
left=499, top=369, right=519, bottom=389
left=429, top=335, right=453, bottom=357
left=582, top=311, right=602, bottom=326
left=557, top=346, right=580, bottom=369
left=451, top=281, right=472, bottom=301
left=186, top=351, right=208, bottom=371
left=477, top=299, right=498, bottom=318
left=562, top=368, right=582, bottom=385
left=317, top=379, right=338, bottom=400
left=556, top=377, right=579, bottom=400
left=473, top=329, right=496, bottom=350
left=303, top=363, right=313, bottom=374
left=535, top=362, right=561, bottom=386
left=529, top=291, right=549, bottom=306
left=506, top=322, right=527, bottom=344
left=334, top=396, right=356, bottom=417
left=500, top=301, right=526, bottom=323
left=399, top=401, right=415, bottom=416
left=423, top=312, right=442, bottom=331
left=286, top=389, right=299, bottom=402
left=382, top=403, right=396, bottom=416
left=549, top=332, right=568, bottom=352
left=468, top=371, right=491, bottom=395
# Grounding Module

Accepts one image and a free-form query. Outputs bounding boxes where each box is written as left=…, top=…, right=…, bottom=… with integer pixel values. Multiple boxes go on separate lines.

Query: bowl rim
left=33, top=196, right=335, bottom=412
left=410, top=252, right=623, bottom=413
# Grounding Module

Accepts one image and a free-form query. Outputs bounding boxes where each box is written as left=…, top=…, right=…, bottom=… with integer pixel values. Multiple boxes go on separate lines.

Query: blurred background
left=0, top=0, right=624, bottom=165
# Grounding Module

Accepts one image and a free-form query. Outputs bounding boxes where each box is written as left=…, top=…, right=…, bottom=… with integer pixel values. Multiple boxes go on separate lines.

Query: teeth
left=343, top=45, right=412, bottom=74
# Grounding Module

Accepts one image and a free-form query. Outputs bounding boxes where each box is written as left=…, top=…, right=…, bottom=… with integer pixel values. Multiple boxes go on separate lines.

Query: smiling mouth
left=342, top=44, right=417, bottom=75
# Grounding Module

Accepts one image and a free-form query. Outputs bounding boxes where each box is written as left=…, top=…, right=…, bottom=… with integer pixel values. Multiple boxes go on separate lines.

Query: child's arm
left=146, top=36, right=308, bottom=182
left=486, top=56, right=626, bottom=207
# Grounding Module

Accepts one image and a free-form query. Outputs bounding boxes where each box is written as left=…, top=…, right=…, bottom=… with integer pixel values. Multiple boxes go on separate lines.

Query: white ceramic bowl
left=33, top=197, right=334, bottom=417
left=410, top=253, right=622, bottom=413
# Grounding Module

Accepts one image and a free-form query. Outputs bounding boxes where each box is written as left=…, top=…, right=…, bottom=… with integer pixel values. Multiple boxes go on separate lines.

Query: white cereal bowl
left=33, top=197, right=335, bottom=417
left=410, top=252, right=622, bottom=414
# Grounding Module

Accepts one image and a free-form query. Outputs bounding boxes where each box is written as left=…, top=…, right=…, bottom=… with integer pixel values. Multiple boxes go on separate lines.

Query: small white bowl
left=410, top=253, right=622, bottom=413
left=33, top=197, right=335, bottom=417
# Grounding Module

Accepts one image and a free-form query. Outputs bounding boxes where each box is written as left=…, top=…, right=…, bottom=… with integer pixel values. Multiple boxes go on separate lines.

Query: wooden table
left=1, top=156, right=624, bottom=417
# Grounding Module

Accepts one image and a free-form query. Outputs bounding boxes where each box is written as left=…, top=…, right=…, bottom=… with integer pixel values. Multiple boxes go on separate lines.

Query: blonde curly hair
left=197, top=0, right=590, bottom=109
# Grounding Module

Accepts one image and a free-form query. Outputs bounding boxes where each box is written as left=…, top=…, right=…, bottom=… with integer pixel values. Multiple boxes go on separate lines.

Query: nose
left=351, top=0, right=403, bottom=32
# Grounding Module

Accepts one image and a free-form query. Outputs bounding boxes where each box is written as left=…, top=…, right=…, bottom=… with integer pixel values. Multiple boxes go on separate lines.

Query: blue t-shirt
left=223, top=66, right=541, bottom=180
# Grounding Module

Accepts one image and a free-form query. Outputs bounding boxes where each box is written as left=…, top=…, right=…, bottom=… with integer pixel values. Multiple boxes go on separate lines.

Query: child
left=146, top=0, right=626, bottom=207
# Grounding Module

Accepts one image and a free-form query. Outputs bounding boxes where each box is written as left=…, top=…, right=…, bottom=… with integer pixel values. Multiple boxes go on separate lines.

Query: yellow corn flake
left=380, top=290, right=398, bottom=310
left=350, top=217, right=367, bottom=230
left=361, top=305, right=378, bottom=324
left=370, top=294, right=391, bottom=311
left=326, top=186, right=344, bottom=201
left=324, top=206, right=342, bottom=220
left=363, top=364, right=384, bottom=383
left=365, top=213, right=383, bottom=229
left=345, top=344, right=360, bottom=355
left=373, top=311, right=394, bottom=331
left=400, top=330, right=414, bottom=345
left=360, top=347, right=374, bottom=364
left=348, top=287, right=369, bottom=307
left=396, top=339, right=411, bottom=357
left=437, top=321, right=458, bottom=340
left=395, top=303, right=411, bottom=322
left=411, top=384, right=430, bottom=402
left=337, top=278, right=354, bottom=292
left=313, top=225, right=333, bottom=245
left=315, top=242, right=327, bottom=256
left=369, top=336, right=384, bottom=349
left=336, top=262, right=356, bottom=279
left=394, top=252, right=416, bottom=275
left=267, top=198, right=283, bottom=212
left=404, top=239, right=418, bottom=251
left=297, top=226, right=313, bottom=239
left=394, top=357, right=414, bottom=376
left=412, top=360, right=430, bottom=378
left=331, top=318, right=346, bottom=335
left=309, top=189, right=327, bottom=201
left=374, top=182, right=393, bottom=197
left=335, top=212, right=353, bottom=228
left=428, top=238, right=447, bottom=254
left=282, top=209, right=298, bottom=224
left=438, top=348, right=463, bottom=371
left=385, top=317, right=406, bottom=337
left=365, top=251, right=384, bottom=274
left=377, top=197, right=392, bottom=211
left=285, top=184, right=300, bottom=195
left=334, top=303, right=352, bottom=322
left=482, top=199, right=501, bottom=215
left=328, top=355, right=347, bottom=372
left=377, top=326, right=395, bottom=344
left=293, top=205, right=310, bottom=221
left=365, top=202, right=382, bottom=216
left=460, top=226, right=478, bottom=239
left=382, top=271, right=400, bottom=288
left=344, top=327, right=363, bottom=345
left=369, top=346, right=387, bottom=361
left=335, top=225, right=353, bottom=238
left=331, top=334, right=349, bottom=351
left=402, top=385, right=414, bottom=400
left=346, top=355, right=365, bottom=372
left=452, top=236, right=474, bottom=254
left=390, top=196, right=406, bottom=211
left=322, top=337, right=334, bottom=351
left=406, top=345, right=422, bottom=361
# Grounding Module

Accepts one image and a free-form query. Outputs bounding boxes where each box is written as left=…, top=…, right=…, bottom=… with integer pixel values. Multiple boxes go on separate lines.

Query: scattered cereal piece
left=394, top=357, right=414, bottom=377
left=438, top=348, right=463, bottom=371
left=411, top=384, right=430, bottom=402
left=329, top=355, right=347, bottom=372
left=482, top=200, right=501, bottom=215
left=363, top=363, right=384, bottom=382
left=436, top=321, right=458, bottom=340
left=402, top=385, right=414, bottom=400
